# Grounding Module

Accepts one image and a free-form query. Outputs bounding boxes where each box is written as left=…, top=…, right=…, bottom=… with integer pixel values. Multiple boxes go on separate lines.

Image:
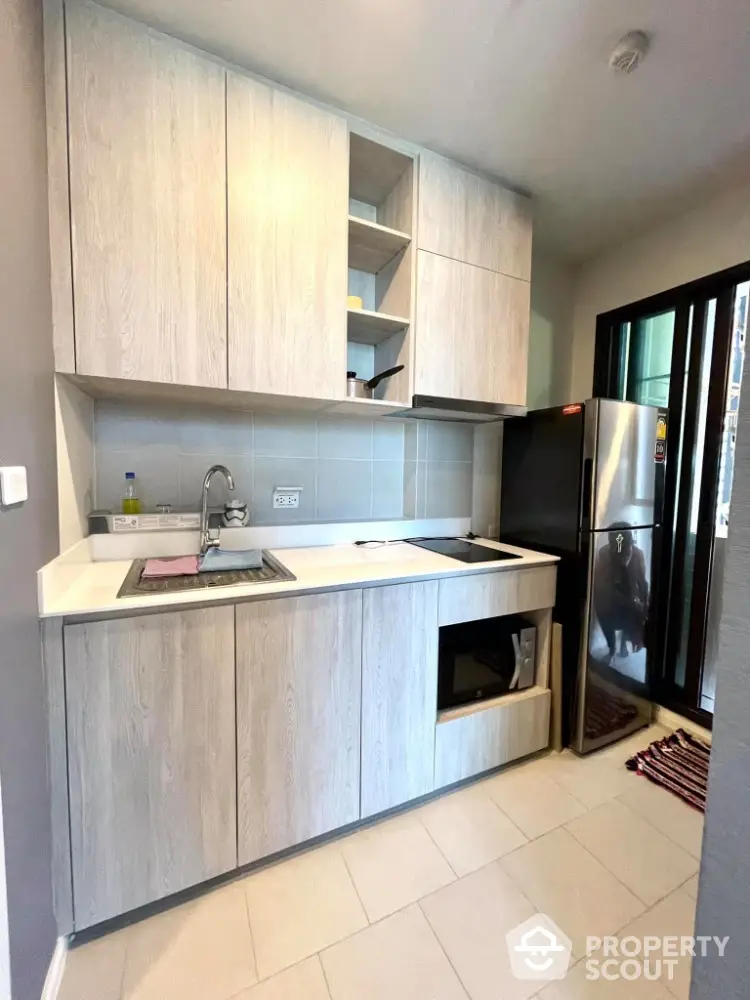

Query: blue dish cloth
left=199, top=548, right=264, bottom=572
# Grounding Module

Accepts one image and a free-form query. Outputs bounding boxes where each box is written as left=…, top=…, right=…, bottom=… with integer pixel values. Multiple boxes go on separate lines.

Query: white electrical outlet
left=272, top=486, right=302, bottom=509
left=0, top=466, right=28, bottom=506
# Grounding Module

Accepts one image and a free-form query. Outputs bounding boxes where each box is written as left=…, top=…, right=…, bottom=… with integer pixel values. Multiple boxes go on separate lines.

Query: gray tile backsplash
left=424, top=461, right=474, bottom=518
left=93, top=401, right=477, bottom=525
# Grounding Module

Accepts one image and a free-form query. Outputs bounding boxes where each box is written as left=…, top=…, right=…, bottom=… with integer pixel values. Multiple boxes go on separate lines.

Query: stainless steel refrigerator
left=500, top=399, right=668, bottom=754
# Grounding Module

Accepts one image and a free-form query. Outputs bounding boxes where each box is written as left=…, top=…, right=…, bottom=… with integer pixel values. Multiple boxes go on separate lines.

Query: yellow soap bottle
left=122, top=472, right=141, bottom=514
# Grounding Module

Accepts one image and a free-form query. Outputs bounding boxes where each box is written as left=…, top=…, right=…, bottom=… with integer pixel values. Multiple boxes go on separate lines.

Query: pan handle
left=365, top=365, right=405, bottom=390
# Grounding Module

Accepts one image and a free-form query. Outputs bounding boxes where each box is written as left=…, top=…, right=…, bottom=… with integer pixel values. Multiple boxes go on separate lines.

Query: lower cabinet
left=236, top=591, right=363, bottom=864
left=361, top=581, right=439, bottom=817
left=64, top=607, right=237, bottom=928
left=434, top=688, right=551, bottom=788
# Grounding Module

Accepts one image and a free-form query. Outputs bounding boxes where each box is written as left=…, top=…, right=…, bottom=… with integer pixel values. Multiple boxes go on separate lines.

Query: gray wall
left=0, top=0, right=59, bottom=995
left=93, top=401, right=476, bottom=523
left=691, top=345, right=750, bottom=996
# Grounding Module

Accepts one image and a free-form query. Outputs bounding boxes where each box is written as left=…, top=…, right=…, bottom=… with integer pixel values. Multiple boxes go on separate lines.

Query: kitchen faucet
left=200, top=464, right=236, bottom=557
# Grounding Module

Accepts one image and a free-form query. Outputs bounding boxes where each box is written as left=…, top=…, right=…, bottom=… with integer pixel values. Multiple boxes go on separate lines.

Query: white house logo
left=506, top=914, right=573, bottom=981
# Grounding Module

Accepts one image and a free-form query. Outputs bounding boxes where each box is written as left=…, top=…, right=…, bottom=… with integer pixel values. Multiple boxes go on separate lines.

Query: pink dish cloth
left=141, top=555, right=200, bottom=578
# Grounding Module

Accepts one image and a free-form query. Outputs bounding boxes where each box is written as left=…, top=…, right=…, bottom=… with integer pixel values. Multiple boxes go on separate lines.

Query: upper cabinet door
left=227, top=73, right=348, bottom=398
left=415, top=251, right=529, bottom=405
left=418, top=152, right=532, bottom=280
left=66, top=3, right=227, bottom=387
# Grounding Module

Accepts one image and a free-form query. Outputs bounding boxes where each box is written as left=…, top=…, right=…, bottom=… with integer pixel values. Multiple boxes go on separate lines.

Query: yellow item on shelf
left=347, top=295, right=364, bottom=310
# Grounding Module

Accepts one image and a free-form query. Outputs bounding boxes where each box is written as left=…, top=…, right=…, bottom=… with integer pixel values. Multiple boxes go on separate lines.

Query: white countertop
left=38, top=536, right=558, bottom=620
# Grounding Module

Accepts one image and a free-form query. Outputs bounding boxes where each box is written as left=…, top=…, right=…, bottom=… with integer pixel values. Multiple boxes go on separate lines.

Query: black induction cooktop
left=407, top=537, right=522, bottom=563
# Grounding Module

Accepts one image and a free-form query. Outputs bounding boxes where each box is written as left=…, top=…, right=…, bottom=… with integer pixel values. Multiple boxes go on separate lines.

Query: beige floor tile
left=566, top=800, right=698, bottom=907
left=534, top=750, right=641, bottom=809
left=321, top=904, right=468, bottom=1000
left=618, top=779, right=705, bottom=859
left=416, top=785, right=527, bottom=876
left=421, top=862, right=538, bottom=1000
left=616, top=886, right=697, bottom=1000
left=596, top=726, right=669, bottom=768
left=58, top=927, right=127, bottom=1000
left=339, top=813, right=455, bottom=921
left=122, top=884, right=256, bottom=1000
left=483, top=768, right=588, bottom=840
left=537, top=959, right=675, bottom=1000
left=243, top=845, right=367, bottom=979
left=501, top=828, right=645, bottom=958
left=231, top=956, right=331, bottom=1000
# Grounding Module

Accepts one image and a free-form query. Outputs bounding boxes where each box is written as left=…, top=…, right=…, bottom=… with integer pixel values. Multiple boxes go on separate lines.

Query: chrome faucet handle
left=204, top=531, right=221, bottom=550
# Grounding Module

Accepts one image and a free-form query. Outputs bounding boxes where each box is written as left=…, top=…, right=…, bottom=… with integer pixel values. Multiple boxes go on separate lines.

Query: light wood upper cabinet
left=360, top=582, right=439, bottom=817
left=418, top=151, right=532, bottom=280
left=415, top=250, right=529, bottom=405
left=66, top=3, right=227, bottom=386
left=64, top=607, right=236, bottom=928
left=227, top=73, right=349, bottom=398
left=236, top=591, right=362, bottom=864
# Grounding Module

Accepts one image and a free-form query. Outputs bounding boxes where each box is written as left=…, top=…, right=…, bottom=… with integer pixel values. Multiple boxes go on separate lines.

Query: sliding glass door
left=593, top=264, right=750, bottom=726
left=700, top=282, right=748, bottom=712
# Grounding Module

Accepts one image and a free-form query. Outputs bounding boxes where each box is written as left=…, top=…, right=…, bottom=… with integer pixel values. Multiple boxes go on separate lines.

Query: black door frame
left=593, top=261, right=750, bottom=729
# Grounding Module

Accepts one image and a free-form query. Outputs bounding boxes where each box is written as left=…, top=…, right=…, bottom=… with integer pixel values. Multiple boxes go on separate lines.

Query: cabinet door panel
left=418, top=152, right=532, bottom=280
left=361, top=582, right=439, bottom=817
left=228, top=73, right=348, bottom=398
left=415, top=251, right=529, bottom=405
left=435, top=690, right=551, bottom=787
left=418, top=153, right=531, bottom=281
left=67, top=3, right=227, bottom=386
left=236, top=592, right=362, bottom=864
left=65, top=607, right=236, bottom=928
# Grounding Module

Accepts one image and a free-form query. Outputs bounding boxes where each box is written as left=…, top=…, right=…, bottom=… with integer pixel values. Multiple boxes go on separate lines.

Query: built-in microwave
left=437, top=614, right=537, bottom=711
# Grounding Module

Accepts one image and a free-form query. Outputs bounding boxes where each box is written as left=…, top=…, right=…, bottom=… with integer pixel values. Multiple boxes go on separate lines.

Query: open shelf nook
left=346, top=133, right=416, bottom=404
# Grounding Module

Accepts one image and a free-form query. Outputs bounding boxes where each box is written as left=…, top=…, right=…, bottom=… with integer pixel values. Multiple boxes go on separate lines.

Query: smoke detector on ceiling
left=609, top=30, right=651, bottom=75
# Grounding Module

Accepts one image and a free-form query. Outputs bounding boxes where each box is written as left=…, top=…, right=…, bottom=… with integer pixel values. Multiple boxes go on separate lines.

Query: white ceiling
left=104, top=0, right=750, bottom=259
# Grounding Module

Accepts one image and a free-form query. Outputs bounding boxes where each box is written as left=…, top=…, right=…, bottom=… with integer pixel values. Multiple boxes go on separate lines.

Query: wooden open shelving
left=348, top=216, right=411, bottom=274
left=345, top=132, right=415, bottom=403
left=347, top=307, right=410, bottom=346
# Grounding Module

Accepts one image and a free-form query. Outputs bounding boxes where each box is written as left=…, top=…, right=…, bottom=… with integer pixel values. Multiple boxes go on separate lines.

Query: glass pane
left=674, top=299, right=717, bottom=689
left=701, top=281, right=749, bottom=711
left=616, top=322, right=631, bottom=400
left=629, top=311, right=676, bottom=406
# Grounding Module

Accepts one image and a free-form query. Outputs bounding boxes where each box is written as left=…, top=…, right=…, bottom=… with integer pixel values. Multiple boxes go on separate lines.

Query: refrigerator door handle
left=581, top=457, right=593, bottom=525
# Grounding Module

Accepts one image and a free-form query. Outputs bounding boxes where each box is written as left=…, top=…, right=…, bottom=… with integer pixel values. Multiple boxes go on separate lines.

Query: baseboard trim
left=41, top=936, right=67, bottom=1000
left=653, top=705, right=712, bottom=745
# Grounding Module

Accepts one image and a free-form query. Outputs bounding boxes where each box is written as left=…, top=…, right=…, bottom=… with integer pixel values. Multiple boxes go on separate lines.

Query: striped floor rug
left=626, top=728, right=711, bottom=812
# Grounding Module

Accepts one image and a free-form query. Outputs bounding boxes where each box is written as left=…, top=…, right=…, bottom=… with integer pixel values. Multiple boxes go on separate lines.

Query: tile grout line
left=416, top=900, right=472, bottom=1000
left=241, top=885, right=260, bottom=986
left=563, top=796, right=701, bottom=908
left=611, top=789, right=705, bottom=862
left=411, top=811, right=460, bottom=880
left=316, top=952, right=335, bottom=1000
left=336, top=845, right=373, bottom=927
left=559, top=822, right=654, bottom=912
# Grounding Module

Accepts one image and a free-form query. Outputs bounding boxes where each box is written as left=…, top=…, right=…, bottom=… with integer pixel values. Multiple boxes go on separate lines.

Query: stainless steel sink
left=117, top=551, right=296, bottom=598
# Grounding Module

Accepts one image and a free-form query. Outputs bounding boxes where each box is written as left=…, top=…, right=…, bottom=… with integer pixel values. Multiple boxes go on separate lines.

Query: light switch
left=0, top=466, right=28, bottom=506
